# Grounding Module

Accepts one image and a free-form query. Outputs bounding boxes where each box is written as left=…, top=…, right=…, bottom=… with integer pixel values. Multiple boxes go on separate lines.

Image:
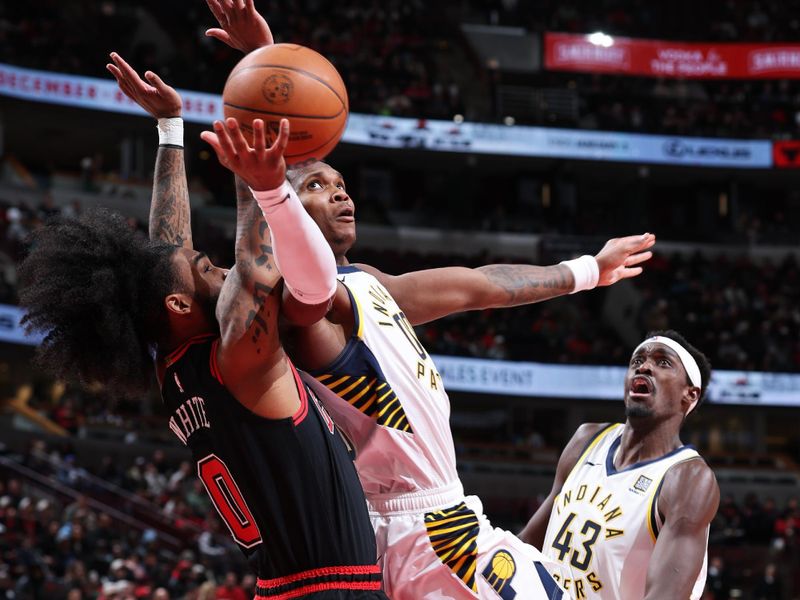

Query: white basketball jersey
left=542, top=424, right=708, bottom=600
left=301, top=267, right=459, bottom=499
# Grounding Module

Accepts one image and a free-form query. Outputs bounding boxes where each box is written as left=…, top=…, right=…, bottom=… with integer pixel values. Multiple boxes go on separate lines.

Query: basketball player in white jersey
left=520, top=330, right=720, bottom=600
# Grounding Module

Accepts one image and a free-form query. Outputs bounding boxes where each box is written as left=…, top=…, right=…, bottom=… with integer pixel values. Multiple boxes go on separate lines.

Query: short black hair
left=645, top=329, right=712, bottom=408
left=286, top=160, right=331, bottom=191
left=18, top=209, right=181, bottom=395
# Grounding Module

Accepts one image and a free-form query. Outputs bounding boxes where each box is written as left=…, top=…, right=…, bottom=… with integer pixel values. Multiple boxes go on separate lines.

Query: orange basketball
left=222, top=44, right=349, bottom=166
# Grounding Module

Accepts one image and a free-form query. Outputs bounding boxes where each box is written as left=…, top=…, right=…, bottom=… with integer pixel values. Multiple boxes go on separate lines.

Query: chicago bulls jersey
left=160, top=334, right=382, bottom=594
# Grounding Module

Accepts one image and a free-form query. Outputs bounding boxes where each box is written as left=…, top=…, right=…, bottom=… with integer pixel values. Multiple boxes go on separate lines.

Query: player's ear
left=683, top=385, right=700, bottom=414
left=165, top=293, right=193, bottom=316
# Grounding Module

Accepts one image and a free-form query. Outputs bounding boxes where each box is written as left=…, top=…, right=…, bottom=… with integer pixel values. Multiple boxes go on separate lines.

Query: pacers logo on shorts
left=481, top=550, right=517, bottom=599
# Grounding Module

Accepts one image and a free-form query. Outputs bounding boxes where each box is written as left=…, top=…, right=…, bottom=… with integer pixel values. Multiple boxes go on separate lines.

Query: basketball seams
left=281, top=114, right=350, bottom=160
left=222, top=101, right=345, bottom=120
left=227, top=63, right=348, bottom=109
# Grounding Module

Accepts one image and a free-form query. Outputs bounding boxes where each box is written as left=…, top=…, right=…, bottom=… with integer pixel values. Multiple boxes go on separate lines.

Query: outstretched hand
left=205, top=0, right=273, bottom=53
left=595, top=233, right=656, bottom=286
left=201, top=118, right=289, bottom=191
left=106, top=53, right=181, bottom=119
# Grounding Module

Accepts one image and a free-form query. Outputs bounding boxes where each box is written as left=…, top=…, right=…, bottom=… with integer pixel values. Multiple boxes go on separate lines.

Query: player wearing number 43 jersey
left=20, top=117, right=387, bottom=599
left=521, top=331, right=720, bottom=600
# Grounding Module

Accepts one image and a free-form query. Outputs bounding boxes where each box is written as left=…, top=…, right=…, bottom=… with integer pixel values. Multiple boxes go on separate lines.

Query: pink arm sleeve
left=251, top=181, right=337, bottom=305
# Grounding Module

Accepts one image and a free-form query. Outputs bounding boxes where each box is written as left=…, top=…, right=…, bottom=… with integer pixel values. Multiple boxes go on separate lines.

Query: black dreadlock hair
left=18, top=209, right=182, bottom=395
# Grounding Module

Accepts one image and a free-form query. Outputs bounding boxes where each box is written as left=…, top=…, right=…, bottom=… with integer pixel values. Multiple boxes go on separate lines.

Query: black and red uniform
left=160, top=335, right=387, bottom=599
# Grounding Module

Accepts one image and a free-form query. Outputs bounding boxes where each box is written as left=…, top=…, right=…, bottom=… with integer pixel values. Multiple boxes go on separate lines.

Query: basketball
left=222, top=44, right=349, bottom=166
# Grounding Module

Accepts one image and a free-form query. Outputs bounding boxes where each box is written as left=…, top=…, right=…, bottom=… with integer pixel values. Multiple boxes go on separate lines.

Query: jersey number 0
left=197, top=454, right=263, bottom=548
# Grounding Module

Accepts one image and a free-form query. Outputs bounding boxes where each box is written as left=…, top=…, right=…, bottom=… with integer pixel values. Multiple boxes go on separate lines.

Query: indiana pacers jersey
left=160, top=335, right=385, bottom=598
left=542, top=424, right=708, bottom=600
left=301, top=267, right=567, bottom=599
left=305, top=266, right=459, bottom=497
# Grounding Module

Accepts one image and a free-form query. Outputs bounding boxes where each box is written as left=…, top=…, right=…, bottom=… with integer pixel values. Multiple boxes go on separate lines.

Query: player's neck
left=160, top=319, right=217, bottom=356
left=335, top=253, right=350, bottom=266
left=616, top=421, right=683, bottom=470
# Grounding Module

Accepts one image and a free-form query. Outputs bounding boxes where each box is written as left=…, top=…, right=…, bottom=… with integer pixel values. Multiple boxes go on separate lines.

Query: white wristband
left=157, top=117, right=184, bottom=147
left=560, top=255, right=599, bottom=293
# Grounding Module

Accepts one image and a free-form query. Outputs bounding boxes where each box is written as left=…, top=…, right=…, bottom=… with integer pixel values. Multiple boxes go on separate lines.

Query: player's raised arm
left=642, top=460, right=720, bottom=600
left=205, top=0, right=273, bottom=53
left=106, top=53, right=192, bottom=248
left=359, top=233, right=656, bottom=326
left=202, top=118, right=336, bottom=398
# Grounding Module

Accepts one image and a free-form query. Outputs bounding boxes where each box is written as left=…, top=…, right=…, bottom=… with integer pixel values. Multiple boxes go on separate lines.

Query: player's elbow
left=281, top=286, right=333, bottom=326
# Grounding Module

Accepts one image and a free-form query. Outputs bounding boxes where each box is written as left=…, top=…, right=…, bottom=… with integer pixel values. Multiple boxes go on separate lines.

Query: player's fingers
left=271, top=119, right=290, bottom=156
left=110, top=74, right=138, bottom=101
left=619, top=266, right=644, bottom=280
left=633, top=232, right=656, bottom=249
left=641, top=233, right=656, bottom=248
left=200, top=131, right=226, bottom=163
left=625, top=251, right=652, bottom=267
left=225, top=118, right=251, bottom=153
left=205, top=29, right=231, bottom=43
left=118, top=81, right=140, bottom=102
left=252, top=119, right=267, bottom=154
left=106, top=64, right=123, bottom=82
left=144, top=71, right=169, bottom=92
left=109, top=52, right=140, bottom=82
left=206, top=0, right=227, bottom=24
left=234, top=0, right=246, bottom=11
left=245, top=0, right=256, bottom=13
left=214, top=120, right=239, bottom=158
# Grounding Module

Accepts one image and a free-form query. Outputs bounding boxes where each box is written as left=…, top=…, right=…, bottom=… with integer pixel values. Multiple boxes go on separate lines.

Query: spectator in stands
left=705, top=556, right=731, bottom=600
left=752, top=563, right=783, bottom=600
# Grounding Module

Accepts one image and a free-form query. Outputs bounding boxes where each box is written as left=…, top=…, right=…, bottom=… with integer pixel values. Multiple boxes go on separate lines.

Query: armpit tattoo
left=479, top=264, right=572, bottom=304
left=151, top=148, right=191, bottom=247
left=245, top=281, right=274, bottom=351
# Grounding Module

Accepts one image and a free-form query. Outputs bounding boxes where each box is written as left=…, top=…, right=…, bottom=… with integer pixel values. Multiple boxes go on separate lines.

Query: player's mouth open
left=336, top=207, right=355, bottom=222
left=630, top=376, right=654, bottom=396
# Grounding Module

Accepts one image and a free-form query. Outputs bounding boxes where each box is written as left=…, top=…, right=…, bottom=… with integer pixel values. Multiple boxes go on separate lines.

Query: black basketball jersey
left=160, top=334, right=382, bottom=593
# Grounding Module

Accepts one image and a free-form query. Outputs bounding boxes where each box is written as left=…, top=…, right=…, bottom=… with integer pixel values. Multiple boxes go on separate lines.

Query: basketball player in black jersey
left=19, top=118, right=388, bottom=599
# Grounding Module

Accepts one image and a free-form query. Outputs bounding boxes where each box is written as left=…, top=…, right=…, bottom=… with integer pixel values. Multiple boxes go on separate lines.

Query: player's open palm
left=106, top=52, right=181, bottom=119
left=206, top=0, right=273, bottom=53
left=201, top=118, right=289, bottom=192
left=595, top=233, right=656, bottom=286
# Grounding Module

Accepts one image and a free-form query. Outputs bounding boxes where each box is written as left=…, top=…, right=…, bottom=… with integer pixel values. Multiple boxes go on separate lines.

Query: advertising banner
left=773, top=140, right=800, bottom=168
left=0, top=62, right=772, bottom=168
left=433, top=355, right=800, bottom=407
left=545, top=32, right=800, bottom=79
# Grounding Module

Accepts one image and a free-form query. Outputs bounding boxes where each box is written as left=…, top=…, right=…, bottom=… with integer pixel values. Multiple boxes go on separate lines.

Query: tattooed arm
left=355, top=233, right=656, bottom=326
left=206, top=120, right=295, bottom=418
left=150, top=150, right=192, bottom=248
left=215, top=175, right=278, bottom=350
left=106, top=53, right=192, bottom=248
left=150, top=148, right=192, bottom=247
left=205, top=118, right=335, bottom=418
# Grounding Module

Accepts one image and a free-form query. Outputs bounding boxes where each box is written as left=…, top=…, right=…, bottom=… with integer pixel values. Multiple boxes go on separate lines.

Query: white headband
left=633, top=335, right=702, bottom=390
